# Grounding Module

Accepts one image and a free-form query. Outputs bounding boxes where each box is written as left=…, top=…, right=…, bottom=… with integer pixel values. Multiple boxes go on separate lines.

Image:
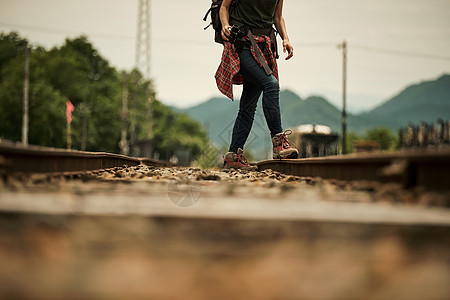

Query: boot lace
left=235, top=152, right=250, bottom=166
left=277, top=130, right=297, bottom=149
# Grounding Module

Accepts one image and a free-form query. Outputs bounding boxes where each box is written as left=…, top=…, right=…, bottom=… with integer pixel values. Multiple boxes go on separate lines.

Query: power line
left=292, top=42, right=450, bottom=62
left=0, top=22, right=135, bottom=41
left=293, top=42, right=335, bottom=48
left=0, top=21, right=211, bottom=45
left=352, top=44, right=450, bottom=61
left=3, top=21, right=450, bottom=62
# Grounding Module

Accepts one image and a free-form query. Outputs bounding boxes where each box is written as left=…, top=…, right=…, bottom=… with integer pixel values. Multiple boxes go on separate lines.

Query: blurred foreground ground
left=0, top=166, right=449, bottom=299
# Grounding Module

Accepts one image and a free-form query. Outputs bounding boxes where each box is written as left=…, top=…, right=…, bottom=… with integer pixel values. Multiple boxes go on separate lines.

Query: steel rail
left=0, top=141, right=170, bottom=173
left=257, top=149, right=450, bottom=190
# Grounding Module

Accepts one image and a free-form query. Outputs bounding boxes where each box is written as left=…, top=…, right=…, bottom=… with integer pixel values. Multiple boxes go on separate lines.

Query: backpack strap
left=203, top=8, right=212, bottom=22
left=203, top=1, right=222, bottom=30
left=203, top=0, right=240, bottom=43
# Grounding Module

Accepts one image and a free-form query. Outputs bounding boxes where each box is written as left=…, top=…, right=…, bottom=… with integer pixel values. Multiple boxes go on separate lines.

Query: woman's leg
left=238, top=50, right=283, bottom=138
left=227, top=49, right=297, bottom=161
left=228, top=79, right=261, bottom=153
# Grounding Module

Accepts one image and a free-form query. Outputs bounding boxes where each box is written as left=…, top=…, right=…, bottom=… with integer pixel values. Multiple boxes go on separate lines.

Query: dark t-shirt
left=230, top=0, right=280, bottom=29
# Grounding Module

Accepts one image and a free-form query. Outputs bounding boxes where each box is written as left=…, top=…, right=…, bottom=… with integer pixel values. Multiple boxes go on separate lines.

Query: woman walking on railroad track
left=216, top=0, right=298, bottom=170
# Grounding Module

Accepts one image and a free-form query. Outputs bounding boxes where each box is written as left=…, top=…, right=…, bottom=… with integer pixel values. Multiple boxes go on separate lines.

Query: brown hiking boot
left=272, top=130, right=299, bottom=159
left=223, top=148, right=257, bottom=171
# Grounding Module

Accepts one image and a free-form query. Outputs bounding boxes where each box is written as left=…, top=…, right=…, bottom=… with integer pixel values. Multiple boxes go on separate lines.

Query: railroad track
left=0, top=140, right=171, bottom=174
left=258, top=149, right=450, bottom=190
left=1, top=142, right=449, bottom=299
left=2, top=140, right=450, bottom=191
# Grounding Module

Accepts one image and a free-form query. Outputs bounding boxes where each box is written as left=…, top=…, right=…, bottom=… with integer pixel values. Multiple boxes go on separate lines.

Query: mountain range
left=177, top=74, right=450, bottom=160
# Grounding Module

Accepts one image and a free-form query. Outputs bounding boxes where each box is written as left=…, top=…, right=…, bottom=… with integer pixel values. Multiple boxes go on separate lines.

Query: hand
left=221, top=25, right=232, bottom=42
left=283, top=39, right=294, bottom=60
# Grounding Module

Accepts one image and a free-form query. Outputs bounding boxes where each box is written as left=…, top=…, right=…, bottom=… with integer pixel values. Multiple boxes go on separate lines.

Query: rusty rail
left=0, top=141, right=170, bottom=173
left=257, top=149, right=450, bottom=190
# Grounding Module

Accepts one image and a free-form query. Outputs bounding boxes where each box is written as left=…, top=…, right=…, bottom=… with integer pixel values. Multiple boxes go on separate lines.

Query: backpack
left=203, top=0, right=240, bottom=44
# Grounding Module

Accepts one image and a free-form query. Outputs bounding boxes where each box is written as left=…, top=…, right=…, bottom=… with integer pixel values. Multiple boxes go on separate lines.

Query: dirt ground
left=0, top=165, right=449, bottom=299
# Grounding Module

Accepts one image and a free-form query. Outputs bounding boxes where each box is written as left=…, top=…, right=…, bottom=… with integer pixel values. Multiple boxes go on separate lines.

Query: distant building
left=291, top=124, right=339, bottom=158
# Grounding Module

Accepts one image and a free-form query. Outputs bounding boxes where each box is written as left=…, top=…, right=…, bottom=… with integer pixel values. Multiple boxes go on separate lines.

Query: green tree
left=345, top=131, right=363, bottom=154
left=0, top=37, right=66, bottom=147
left=0, top=32, right=27, bottom=81
left=364, top=127, right=398, bottom=151
left=0, top=32, right=210, bottom=164
left=43, top=36, right=121, bottom=151
left=152, top=101, right=208, bottom=162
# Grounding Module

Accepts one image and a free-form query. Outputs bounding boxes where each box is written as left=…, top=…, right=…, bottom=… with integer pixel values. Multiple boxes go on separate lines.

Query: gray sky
left=1, top=0, right=449, bottom=112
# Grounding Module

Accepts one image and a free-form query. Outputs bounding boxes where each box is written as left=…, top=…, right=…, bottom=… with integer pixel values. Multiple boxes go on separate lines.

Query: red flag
left=66, top=100, right=75, bottom=124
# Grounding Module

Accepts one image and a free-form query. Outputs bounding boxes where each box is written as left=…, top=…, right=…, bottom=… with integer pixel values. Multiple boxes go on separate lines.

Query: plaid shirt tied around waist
left=215, top=35, right=278, bottom=100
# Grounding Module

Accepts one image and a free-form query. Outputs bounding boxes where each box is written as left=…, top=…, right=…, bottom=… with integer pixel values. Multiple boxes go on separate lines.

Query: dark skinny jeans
left=229, top=49, right=283, bottom=153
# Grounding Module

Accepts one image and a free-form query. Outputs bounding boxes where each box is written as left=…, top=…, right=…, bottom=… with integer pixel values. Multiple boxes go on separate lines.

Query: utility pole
left=80, top=102, right=88, bottom=151
left=338, top=40, right=348, bottom=154
left=129, top=74, right=137, bottom=155
left=119, top=73, right=129, bottom=155
left=144, top=93, right=154, bottom=157
left=146, top=95, right=153, bottom=140
left=22, top=45, right=30, bottom=145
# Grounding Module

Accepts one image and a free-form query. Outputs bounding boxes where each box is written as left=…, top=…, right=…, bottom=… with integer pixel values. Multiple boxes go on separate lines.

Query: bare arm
left=220, top=0, right=233, bottom=41
left=274, top=0, right=294, bottom=60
